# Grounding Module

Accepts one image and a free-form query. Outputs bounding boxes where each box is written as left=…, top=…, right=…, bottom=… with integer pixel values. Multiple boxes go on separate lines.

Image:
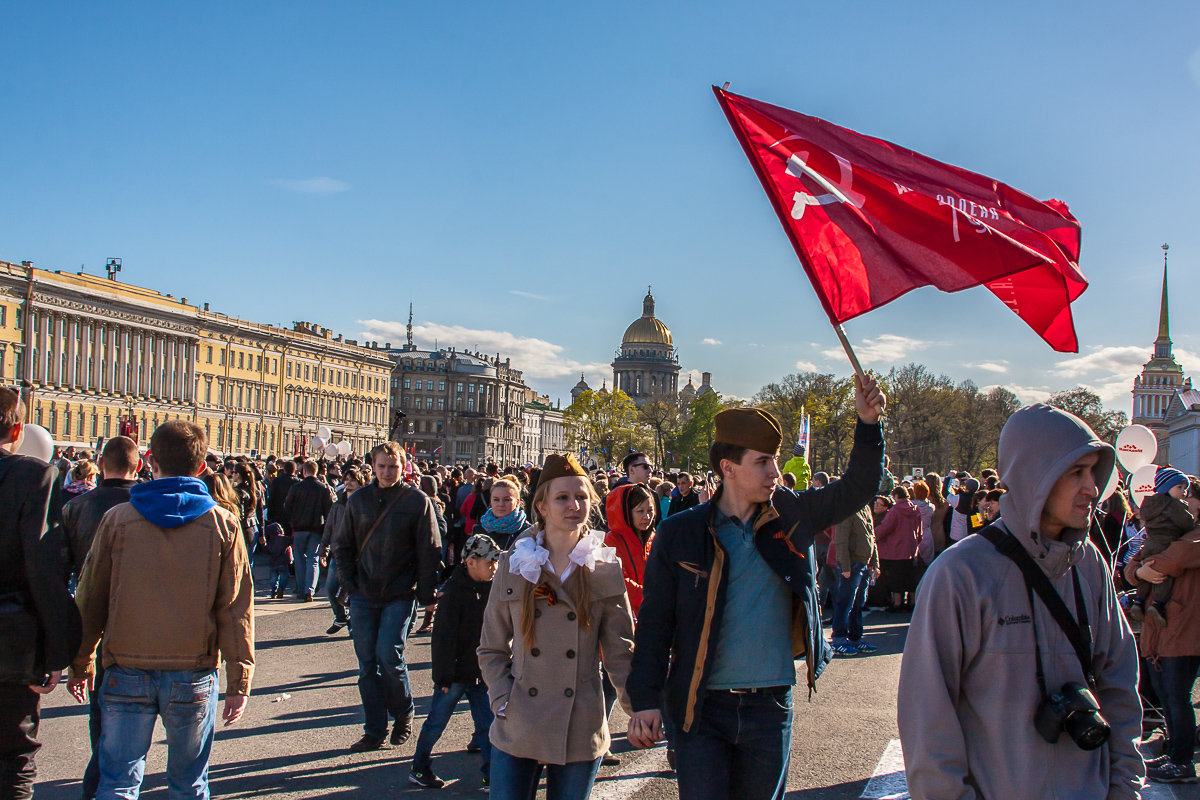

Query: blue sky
left=4, top=2, right=1198, bottom=409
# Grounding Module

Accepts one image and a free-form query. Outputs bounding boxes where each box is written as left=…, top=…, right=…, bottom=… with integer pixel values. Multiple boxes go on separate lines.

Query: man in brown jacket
left=829, top=502, right=879, bottom=655
left=68, top=421, right=254, bottom=800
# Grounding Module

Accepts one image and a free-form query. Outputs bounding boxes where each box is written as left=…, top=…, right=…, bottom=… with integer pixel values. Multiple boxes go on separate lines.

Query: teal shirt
left=706, top=510, right=796, bottom=689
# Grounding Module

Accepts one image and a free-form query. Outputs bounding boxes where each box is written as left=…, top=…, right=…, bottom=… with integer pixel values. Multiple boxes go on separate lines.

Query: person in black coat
left=267, top=461, right=299, bottom=531
left=57, top=435, right=140, bottom=800
left=0, top=387, right=81, bottom=799
left=408, top=534, right=499, bottom=790
left=284, top=462, right=335, bottom=601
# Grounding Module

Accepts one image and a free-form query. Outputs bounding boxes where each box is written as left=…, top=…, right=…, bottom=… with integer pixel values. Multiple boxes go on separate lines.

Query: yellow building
left=0, top=259, right=393, bottom=456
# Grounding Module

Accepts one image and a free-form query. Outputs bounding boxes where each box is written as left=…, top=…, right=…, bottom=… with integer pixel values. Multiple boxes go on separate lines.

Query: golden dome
left=621, top=289, right=673, bottom=346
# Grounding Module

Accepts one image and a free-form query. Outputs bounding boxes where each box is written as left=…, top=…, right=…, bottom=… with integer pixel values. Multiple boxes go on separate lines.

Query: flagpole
left=833, top=324, right=867, bottom=382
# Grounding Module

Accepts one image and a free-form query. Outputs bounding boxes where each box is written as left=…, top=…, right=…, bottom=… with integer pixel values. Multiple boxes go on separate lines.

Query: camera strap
left=980, top=525, right=1094, bottom=690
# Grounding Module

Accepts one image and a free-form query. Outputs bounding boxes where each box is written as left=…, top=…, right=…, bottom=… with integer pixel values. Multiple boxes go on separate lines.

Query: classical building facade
left=522, top=388, right=566, bottom=466
left=611, top=289, right=680, bottom=406
left=387, top=313, right=528, bottom=465
left=1131, top=252, right=1191, bottom=465
left=0, top=259, right=392, bottom=456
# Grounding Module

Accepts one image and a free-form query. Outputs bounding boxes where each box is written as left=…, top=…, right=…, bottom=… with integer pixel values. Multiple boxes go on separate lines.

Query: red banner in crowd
left=714, top=87, right=1088, bottom=352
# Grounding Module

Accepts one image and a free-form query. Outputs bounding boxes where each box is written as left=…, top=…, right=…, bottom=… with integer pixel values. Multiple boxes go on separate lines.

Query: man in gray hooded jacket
left=898, top=404, right=1143, bottom=799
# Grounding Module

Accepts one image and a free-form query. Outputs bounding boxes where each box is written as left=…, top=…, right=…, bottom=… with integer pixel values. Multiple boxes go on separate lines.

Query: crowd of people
left=3, top=373, right=1200, bottom=798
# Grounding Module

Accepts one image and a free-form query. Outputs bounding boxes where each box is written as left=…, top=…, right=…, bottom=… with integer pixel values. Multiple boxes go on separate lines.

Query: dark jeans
left=348, top=593, right=417, bottom=738
left=1147, top=655, right=1200, bottom=765
left=0, top=683, right=39, bottom=800
left=831, top=563, right=869, bottom=643
left=489, top=747, right=601, bottom=800
left=675, top=688, right=794, bottom=800
left=82, top=662, right=105, bottom=799
left=412, top=682, right=492, bottom=775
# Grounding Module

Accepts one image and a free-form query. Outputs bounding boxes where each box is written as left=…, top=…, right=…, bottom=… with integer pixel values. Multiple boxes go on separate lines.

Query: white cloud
left=358, top=318, right=610, bottom=388
left=965, top=360, right=1009, bottom=374
left=821, top=334, right=932, bottom=365
left=269, top=177, right=350, bottom=194
left=794, top=360, right=819, bottom=372
left=701, top=338, right=722, bottom=346
left=1057, top=345, right=1148, bottom=378
left=983, top=383, right=1053, bottom=405
left=509, top=290, right=551, bottom=301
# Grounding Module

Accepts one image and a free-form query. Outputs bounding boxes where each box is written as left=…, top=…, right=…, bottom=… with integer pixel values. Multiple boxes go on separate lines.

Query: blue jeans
left=292, top=531, right=322, bottom=596
left=489, top=747, right=601, bottom=800
left=1147, top=655, right=1200, bottom=765
left=96, top=666, right=219, bottom=800
left=348, top=593, right=417, bottom=738
left=675, top=688, right=794, bottom=800
left=325, top=559, right=348, bottom=624
left=412, top=682, right=493, bottom=775
left=832, top=563, right=869, bottom=643
left=269, top=565, right=290, bottom=595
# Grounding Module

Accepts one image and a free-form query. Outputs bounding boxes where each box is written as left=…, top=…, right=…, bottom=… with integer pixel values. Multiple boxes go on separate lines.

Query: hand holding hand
left=854, top=374, right=886, bottom=424
left=1137, top=563, right=1167, bottom=584
left=627, top=709, right=663, bottom=749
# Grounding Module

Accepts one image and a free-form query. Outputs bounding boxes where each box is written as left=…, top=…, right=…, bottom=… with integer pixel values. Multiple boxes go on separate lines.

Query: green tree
left=638, top=400, right=681, bottom=470
left=562, top=388, right=640, bottom=468
left=675, top=391, right=724, bottom=471
left=1046, top=387, right=1128, bottom=444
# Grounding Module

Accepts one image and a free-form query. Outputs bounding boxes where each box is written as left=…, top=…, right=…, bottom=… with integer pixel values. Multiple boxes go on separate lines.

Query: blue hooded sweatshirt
left=129, top=477, right=217, bottom=529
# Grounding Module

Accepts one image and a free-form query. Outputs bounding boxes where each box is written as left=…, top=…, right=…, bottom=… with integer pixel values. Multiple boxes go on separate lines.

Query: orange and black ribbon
left=534, top=582, right=558, bottom=606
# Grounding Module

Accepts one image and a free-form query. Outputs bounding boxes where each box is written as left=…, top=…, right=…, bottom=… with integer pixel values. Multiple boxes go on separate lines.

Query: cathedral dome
left=621, top=289, right=673, bottom=346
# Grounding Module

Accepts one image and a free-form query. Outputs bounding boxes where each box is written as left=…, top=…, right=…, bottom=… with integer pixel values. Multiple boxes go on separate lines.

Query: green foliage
left=562, top=389, right=640, bottom=468
left=1045, top=387, right=1128, bottom=444
left=675, top=390, right=725, bottom=471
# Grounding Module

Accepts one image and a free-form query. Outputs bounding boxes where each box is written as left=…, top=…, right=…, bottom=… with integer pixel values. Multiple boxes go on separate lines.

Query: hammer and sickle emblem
left=785, top=151, right=866, bottom=220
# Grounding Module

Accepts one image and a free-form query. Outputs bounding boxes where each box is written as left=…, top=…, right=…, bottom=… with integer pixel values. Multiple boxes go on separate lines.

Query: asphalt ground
left=31, top=597, right=1200, bottom=799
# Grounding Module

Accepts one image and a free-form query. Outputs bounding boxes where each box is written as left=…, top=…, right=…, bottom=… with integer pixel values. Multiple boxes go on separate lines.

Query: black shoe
left=667, top=747, right=676, bottom=771
left=408, top=769, right=445, bottom=789
left=391, top=715, right=414, bottom=746
left=349, top=734, right=387, bottom=752
left=327, top=623, right=346, bottom=635
left=1148, top=761, right=1197, bottom=783
left=480, top=776, right=490, bottom=793
left=466, top=742, right=482, bottom=753
left=303, top=593, right=315, bottom=603
left=602, top=751, right=621, bottom=766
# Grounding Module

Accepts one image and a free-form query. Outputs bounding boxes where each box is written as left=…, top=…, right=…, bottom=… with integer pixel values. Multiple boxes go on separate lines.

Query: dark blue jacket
left=627, top=420, right=883, bottom=732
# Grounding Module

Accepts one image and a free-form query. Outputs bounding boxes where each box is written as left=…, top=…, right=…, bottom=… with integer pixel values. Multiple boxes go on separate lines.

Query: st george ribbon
left=714, top=86, right=1088, bottom=353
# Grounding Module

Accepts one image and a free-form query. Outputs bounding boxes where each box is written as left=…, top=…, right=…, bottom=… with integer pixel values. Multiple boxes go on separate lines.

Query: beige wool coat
left=478, top=533, right=635, bottom=765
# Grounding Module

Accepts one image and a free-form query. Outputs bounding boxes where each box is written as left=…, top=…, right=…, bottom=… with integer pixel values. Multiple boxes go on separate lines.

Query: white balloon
left=1115, top=424, right=1158, bottom=473
left=324, top=443, right=339, bottom=459
left=1130, top=463, right=1159, bottom=508
left=310, top=436, right=326, bottom=452
left=1098, top=463, right=1120, bottom=503
left=337, top=440, right=351, bottom=456
left=317, top=425, right=332, bottom=441
left=16, top=424, right=54, bottom=463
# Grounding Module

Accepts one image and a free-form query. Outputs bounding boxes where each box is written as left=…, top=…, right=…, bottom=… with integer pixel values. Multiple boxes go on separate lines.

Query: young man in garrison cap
left=626, top=375, right=886, bottom=800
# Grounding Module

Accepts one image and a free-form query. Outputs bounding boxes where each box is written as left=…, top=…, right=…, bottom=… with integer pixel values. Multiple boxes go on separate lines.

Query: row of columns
left=1136, top=392, right=1170, bottom=420
left=30, top=309, right=195, bottom=404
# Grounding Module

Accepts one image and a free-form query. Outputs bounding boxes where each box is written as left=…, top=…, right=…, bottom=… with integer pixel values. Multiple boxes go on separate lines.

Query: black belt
left=711, top=685, right=789, bottom=695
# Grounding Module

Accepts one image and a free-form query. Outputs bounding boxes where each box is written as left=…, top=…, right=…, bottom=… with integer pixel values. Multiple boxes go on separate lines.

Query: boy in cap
left=409, top=533, right=501, bottom=790
left=1129, top=466, right=1194, bottom=626
left=627, top=375, right=886, bottom=800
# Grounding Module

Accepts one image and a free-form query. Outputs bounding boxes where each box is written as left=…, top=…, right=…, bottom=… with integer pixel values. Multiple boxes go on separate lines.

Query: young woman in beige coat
left=478, top=454, right=635, bottom=800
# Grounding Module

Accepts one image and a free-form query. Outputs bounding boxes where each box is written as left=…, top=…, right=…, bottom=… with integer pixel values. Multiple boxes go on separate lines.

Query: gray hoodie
left=898, top=404, right=1143, bottom=799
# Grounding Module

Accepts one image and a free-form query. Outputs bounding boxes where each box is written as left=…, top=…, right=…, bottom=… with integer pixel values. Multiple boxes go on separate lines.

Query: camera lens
left=1065, top=710, right=1110, bottom=751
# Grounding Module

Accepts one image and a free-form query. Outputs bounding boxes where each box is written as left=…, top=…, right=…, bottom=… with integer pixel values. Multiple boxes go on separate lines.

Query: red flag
left=715, top=87, right=1087, bottom=352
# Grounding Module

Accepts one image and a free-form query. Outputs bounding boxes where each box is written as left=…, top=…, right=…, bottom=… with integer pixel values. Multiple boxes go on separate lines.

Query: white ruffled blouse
left=508, top=529, right=617, bottom=585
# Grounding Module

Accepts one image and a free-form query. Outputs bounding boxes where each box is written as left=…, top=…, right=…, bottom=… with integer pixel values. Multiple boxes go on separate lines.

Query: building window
left=237, top=352, right=244, bottom=369
left=206, top=346, right=212, bottom=363
left=439, top=380, right=446, bottom=391
left=403, top=378, right=411, bottom=390
left=437, top=398, right=444, bottom=410
left=321, top=368, right=326, bottom=383
left=256, top=354, right=262, bottom=372
left=220, top=350, right=225, bottom=366
left=305, top=365, right=310, bottom=381
left=467, top=397, right=475, bottom=412
left=287, top=361, right=293, bottom=378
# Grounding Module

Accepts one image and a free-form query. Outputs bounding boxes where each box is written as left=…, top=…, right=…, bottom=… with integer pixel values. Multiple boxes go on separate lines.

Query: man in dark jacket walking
left=333, top=441, right=442, bottom=752
left=284, top=460, right=334, bottom=601
left=266, top=460, right=299, bottom=531
left=58, top=435, right=140, bottom=800
left=627, top=376, right=885, bottom=800
left=0, top=387, right=81, bottom=799
left=408, top=533, right=499, bottom=790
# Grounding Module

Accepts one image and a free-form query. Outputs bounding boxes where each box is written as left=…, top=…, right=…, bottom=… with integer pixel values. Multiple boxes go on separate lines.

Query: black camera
left=1033, top=682, right=1110, bottom=750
